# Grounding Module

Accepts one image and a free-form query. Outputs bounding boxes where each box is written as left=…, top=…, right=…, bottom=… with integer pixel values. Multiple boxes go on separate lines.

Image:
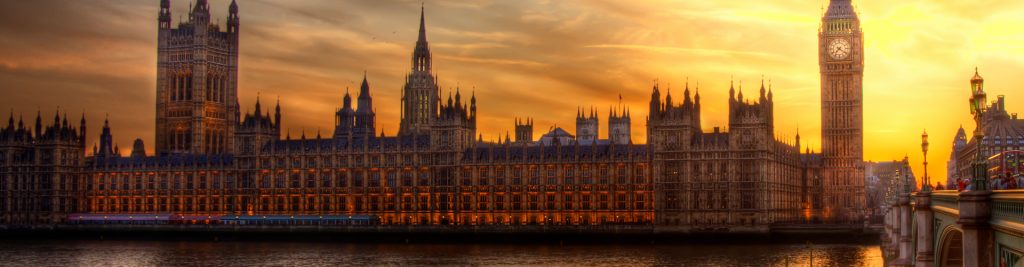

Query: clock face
left=828, top=38, right=852, bottom=60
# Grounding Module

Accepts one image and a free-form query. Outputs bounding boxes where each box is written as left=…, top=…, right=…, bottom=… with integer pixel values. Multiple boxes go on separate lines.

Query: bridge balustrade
left=883, top=189, right=1024, bottom=267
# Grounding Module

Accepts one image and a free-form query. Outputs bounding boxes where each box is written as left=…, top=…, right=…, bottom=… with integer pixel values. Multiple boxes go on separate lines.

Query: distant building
left=864, top=159, right=914, bottom=217
left=946, top=126, right=967, bottom=187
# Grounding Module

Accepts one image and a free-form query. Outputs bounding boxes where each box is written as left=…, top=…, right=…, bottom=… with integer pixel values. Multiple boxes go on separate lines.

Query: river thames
left=0, top=240, right=882, bottom=266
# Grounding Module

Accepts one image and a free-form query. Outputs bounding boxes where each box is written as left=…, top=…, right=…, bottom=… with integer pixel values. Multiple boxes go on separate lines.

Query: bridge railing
left=991, top=190, right=1024, bottom=223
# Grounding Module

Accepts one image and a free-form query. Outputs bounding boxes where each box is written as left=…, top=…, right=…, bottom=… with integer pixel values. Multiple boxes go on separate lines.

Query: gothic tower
left=353, top=74, right=376, bottom=138
left=334, top=89, right=355, bottom=139
left=515, top=117, right=533, bottom=143
left=155, top=0, right=240, bottom=155
left=819, top=0, right=865, bottom=222
left=576, top=108, right=598, bottom=144
left=608, top=107, right=631, bottom=145
left=399, top=5, right=439, bottom=136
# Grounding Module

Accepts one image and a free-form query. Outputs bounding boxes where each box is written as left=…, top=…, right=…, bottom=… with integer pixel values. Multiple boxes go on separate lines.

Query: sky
left=1, top=0, right=1023, bottom=185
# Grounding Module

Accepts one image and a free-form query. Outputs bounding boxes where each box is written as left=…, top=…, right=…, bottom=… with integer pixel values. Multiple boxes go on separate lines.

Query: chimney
left=998, top=95, right=1006, bottom=110
left=1014, top=113, right=1018, bottom=120
left=713, top=127, right=720, bottom=133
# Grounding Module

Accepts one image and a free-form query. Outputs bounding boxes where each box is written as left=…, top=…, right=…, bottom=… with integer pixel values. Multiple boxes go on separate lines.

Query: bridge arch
left=937, top=226, right=964, bottom=267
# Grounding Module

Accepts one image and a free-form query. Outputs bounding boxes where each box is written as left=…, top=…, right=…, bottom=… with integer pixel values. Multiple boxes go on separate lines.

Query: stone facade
left=0, top=1, right=865, bottom=228
left=819, top=0, right=867, bottom=223
left=0, top=112, right=86, bottom=224
left=155, top=0, right=240, bottom=155
left=648, top=82, right=810, bottom=230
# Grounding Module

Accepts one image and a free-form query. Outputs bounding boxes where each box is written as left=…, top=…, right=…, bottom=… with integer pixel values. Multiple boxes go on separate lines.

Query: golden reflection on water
left=0, top=240, right=883, bottom=266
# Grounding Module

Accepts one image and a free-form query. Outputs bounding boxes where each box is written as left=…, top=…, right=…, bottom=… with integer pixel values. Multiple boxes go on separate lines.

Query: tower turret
left=98, top=117, right=114, bottom=157
left=80, top=113, right=87, bottom=147
left=275, top=98, right=281, bottom=129
left=228, top=0, right=240, bottom=33
left=354, top=73, right=376, bottom=138
left=159, top=0, right=172, bottom=29
left=515, top=117, right=534, bottom=143
left=399, top=5, right=439, bottom=136
left=609, top=106, right=632, bottom=145
left=34, top=111, right=42, bottom=139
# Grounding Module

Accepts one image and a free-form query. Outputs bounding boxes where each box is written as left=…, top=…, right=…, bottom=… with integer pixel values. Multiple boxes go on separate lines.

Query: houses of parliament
left=0, top=0, right=866, bottom=230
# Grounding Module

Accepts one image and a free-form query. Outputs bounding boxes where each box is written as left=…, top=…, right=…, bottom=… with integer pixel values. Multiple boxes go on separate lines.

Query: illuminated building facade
left=1, top=1, right=840, bottom=229
left=819, top=0, right=866, bottom=223
left=155, top=0, right=240, bottom=155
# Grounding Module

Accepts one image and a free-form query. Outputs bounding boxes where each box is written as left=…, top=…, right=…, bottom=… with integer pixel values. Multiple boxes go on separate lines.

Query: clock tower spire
left=818, top=0, right=865, bottom=223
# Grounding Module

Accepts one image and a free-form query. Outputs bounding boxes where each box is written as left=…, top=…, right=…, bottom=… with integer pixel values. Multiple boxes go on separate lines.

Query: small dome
left=971, top=67, right=984, bottom=83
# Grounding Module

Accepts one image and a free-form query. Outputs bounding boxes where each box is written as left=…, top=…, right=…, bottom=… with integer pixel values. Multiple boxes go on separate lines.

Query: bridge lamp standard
left=922, top=130, right=930, bottom=192
left=969, top=69, right=989, bottom=190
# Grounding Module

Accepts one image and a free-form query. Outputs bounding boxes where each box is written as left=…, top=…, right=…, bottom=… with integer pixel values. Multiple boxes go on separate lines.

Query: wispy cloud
left=585, top=44, right=784, bottom=60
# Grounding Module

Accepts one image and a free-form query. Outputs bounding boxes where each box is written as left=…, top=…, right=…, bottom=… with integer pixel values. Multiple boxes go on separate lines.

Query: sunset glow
left=2, top=0, right=1023, bottom=185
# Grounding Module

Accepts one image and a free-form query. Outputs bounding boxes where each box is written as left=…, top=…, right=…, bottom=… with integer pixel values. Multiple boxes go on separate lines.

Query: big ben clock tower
left=819, top=0, right=865, bottom=223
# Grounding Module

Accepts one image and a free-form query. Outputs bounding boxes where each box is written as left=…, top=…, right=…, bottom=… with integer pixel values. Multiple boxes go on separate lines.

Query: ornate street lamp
left=968, top=68, right=989, bottom=191
left=921, top=130, right=930, bottom=192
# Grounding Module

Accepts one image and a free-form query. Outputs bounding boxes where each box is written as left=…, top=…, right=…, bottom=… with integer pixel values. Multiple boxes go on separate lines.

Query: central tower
left=155, top=0, right=240, bottom=155
left=399, top=6, right=439, bottom=136
left=818, top=0, right=865, bottom=222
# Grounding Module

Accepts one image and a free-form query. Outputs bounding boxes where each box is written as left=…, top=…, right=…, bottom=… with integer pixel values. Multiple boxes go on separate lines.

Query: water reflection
left=0, top=240, right=882, bottom=266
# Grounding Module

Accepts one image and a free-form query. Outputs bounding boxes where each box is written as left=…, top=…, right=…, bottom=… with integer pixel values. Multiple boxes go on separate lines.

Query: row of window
left=88, top=193, right=651, bottom=213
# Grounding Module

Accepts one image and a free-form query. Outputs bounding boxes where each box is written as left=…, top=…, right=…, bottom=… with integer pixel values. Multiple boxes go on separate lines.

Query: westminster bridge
left=882, top=189, right=1024, bottom=266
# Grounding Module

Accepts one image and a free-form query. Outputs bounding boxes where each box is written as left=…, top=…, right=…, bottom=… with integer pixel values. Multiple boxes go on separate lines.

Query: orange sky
left=1, top=0, right=1023, bottom=185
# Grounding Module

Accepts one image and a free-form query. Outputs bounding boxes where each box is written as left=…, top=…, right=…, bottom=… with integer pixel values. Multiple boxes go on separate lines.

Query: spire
left=683, top=81, right=692, bottom=107
left=760, top=76, right=767, bottom=98
left=470, top=88, right=477, bottom=115
left=360, top=71, right=371, bottom=97
left=729, top=79, right=736, bottom=102
left=34, top=110, right=41, bottom=137
left=795, top=127, right=801, bottom=149
left=664, top=84, right=673, bottom=107
left=53, top=108, right=60, bottom=127
left=275, top=97, right=281, bottom=119
left=419, top=3, right=427, bottom=42
left=193, top=0, right=208, bottom=12
left=255, top=93, right=262, bottom=114
left=455, top=87, right=462, bottom=107
left=411, top=3, right=432, bottom=72
left=343, top=87, right=352, bottom=109
left=357, top=72, right=373, bottom=112
left=824, top=0, right=857, bottom=20
left=694, top=84, right=701, bottom=106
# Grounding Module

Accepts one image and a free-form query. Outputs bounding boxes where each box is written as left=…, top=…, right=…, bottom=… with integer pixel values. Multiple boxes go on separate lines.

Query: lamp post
left=921, top=130, right=930, bottom=192
left=969, top=69, right=988, bottom=190
left=915, top=129, right=935, bottom=266
left=959, top=67, right=994, bottom=267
